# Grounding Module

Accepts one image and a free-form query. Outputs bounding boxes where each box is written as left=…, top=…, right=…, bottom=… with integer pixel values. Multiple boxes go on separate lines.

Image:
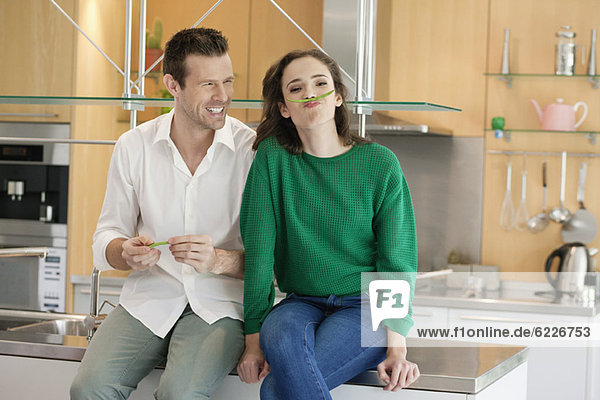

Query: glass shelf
left=485, top=73, right=599, bottom=89
left=485, top=128, right=599, bottom=144
left=0, top=95, right=461, bottom=112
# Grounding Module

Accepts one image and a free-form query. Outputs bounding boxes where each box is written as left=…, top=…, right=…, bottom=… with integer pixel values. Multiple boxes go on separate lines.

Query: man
left=70, top=28, right=255, bottom=400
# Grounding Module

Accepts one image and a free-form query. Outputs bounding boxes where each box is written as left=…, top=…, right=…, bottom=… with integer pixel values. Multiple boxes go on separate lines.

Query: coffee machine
left=0, top=123, right=68, bottom=223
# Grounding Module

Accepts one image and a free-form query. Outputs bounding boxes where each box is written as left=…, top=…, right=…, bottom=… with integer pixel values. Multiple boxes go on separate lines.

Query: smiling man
left=70, top=28, right=255, bottom=400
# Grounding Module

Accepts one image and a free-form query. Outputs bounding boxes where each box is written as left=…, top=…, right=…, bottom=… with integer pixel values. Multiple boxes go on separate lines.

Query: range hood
left=350, top=111, right=452, bottom=136
left=323, top=0, right=453, bottom=137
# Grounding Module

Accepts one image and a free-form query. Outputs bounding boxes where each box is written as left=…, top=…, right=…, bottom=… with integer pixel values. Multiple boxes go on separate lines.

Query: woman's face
left=278, top=56, right=343, bottom=130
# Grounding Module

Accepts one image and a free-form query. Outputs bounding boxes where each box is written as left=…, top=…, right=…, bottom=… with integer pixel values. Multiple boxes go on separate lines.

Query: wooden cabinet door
left=0, top=0, right=75, bottom=122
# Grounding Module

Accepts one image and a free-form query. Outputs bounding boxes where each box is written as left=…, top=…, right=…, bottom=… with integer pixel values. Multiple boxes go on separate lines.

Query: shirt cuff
left=382, top=317, right=414, bottom=337
left=244, top=318, right=262, bottom=335
left=92, top=230, right=126, bottom=271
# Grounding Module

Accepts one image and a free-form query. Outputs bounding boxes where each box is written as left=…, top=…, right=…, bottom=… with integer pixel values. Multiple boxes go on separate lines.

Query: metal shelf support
left=491, top=130, right=598, bottom=145
left=491, top=73, right=599, bottom=89
left=488, top=149, right=600, bottom=158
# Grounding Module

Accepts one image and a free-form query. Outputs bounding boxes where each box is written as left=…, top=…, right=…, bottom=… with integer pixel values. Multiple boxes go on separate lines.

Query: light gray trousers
left=70, top=304, right=244, bottom=400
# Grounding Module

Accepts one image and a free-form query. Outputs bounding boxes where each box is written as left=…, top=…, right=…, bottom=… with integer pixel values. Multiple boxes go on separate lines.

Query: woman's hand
left=377, top=349, right=420, bottom=391
left=237, top=333, right=270, bottom=383
left=377, top=330, right=420, bottom=391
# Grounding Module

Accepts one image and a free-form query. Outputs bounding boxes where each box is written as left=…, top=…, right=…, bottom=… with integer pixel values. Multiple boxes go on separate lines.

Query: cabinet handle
left=458, top=315, right=548, bottom=324
left=413, top=311, right=433, bottom=317
left=0, top=113, right=58, bottom=118
left=79, top=289, right=121, bottom=296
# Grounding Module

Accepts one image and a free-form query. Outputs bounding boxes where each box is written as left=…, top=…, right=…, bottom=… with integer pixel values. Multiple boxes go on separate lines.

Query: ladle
left=527, top=162, right=549, bottom=233
left=500, top=159, right=515, bottom=230
left=515, top=155, right=529, bottom=231
left=549, top=152, right=571, bottom=223
left=561, top=162, right=598, bottom=243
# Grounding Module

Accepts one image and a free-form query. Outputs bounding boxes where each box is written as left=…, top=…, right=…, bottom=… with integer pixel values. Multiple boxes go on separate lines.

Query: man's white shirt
left=92, top=110, right=255, bottom=338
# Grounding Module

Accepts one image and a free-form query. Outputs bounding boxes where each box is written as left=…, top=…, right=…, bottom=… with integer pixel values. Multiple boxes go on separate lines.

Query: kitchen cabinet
left=0, top=0, right=75, bottom=123
left=375, top=0, right=488, bottom=137
left=408, top=305, right=449, bottom=338
left=447, top=307, right=592, bottom=400
left=0, top=355, right=164, bottom=400
left=0, top=347, right=527, bottom=400
left=71, top=275, right=122, bottom=315
left=413, top=303, right=595, bottom=400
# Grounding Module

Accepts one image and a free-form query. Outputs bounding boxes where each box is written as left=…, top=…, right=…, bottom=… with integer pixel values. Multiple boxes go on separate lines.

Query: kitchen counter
left=0, top=327, right=527, bottom=395
left=72, top=274, right=600, bottom=317
left=414, top=279, right=600, bottom=317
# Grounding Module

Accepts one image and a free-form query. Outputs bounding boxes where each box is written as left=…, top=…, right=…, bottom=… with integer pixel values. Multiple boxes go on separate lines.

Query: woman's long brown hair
left=253, top=49, right=370, bottom=154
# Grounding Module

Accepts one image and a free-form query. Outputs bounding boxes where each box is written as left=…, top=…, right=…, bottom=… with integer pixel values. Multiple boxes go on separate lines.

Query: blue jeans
left=259, top=293, right=387, bottom=400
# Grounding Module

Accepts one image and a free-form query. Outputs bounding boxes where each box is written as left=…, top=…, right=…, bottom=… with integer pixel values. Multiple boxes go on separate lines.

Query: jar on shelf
left=556, top=25, right=577, bottom=76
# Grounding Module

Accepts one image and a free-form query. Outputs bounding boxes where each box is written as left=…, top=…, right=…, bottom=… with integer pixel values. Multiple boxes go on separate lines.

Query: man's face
left=176, top=53, right=234, bottom=131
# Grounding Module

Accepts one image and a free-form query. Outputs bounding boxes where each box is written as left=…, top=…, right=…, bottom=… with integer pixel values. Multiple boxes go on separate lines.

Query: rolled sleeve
left=92, top=139, right=139, bottom=271
left=373, top=156, right=417, bottom=337
left=240, top=150, right=277, bottom=335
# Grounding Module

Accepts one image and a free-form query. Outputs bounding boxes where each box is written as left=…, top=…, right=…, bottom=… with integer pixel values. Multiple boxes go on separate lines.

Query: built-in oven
left=0, top=122, right=69, bottom=312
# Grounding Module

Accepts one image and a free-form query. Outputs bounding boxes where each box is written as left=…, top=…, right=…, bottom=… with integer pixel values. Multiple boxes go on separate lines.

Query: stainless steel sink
left=0, top=309, right=89, bottom=337
left=8, top=319, right=89, bottom=336
left=0, top=316, right=45, bottom=331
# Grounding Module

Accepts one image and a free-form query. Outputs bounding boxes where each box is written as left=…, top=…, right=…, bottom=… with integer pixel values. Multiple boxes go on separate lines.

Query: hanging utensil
left=515, top=155, right=529, bottom=231
left=561, top=162, right=598, bottom=243
left=528, top=161, right=550, bottom=233
left=500, top=159, right=515, bottom=230
left=549, top=152, right=572, bottom=223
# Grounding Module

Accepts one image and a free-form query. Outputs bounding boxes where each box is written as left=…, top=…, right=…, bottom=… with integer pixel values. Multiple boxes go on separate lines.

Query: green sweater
left=240, top=136, right=416, bottom=336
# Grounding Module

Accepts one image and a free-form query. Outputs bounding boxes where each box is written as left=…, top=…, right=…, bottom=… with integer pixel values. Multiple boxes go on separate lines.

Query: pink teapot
left=531, top=98, right=588, bottom=131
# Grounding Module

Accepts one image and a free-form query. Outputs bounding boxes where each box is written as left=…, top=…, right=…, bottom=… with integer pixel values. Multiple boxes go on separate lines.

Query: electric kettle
left=545, top=243, right=598, bottom=294
left=531, top=98, right=588, bottom=131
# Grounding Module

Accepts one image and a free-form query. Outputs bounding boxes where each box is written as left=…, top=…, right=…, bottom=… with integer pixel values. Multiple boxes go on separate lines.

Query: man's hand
left=237, top=333, right=270, bottom=384
left=168, top=235, right=218, bottom=274
left=121, top=235, right=161, bottom=271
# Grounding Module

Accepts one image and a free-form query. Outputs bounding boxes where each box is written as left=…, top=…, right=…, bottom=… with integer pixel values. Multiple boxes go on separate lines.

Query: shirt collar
left=212, top=116, right=236, bottom=152
left=152, top=109, right=236, bottom=152
left=152, top=109, right=175, bottom=146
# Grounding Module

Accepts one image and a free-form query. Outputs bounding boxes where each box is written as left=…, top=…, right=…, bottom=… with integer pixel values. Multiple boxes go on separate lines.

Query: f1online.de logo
left=368, top=280, right=410, bottom=331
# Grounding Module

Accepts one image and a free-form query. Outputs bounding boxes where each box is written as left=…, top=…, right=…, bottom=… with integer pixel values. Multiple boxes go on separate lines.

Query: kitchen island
left=412, top=277, right=600, bottom=400
left=0, top=323, right=527, bottom=399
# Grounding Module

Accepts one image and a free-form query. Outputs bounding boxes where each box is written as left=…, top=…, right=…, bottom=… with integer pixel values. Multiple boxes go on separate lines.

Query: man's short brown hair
left=163, top=28, right=229, bottom=88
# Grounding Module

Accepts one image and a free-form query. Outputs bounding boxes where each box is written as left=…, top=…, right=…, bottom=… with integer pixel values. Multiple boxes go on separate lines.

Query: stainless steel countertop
left=350, top=339, right=528, bottom=393
left=71, top=274, right=600, bottom=317
left=414, top=283, right=600, bottom=317
left=0, top=328, right=528, bottom=394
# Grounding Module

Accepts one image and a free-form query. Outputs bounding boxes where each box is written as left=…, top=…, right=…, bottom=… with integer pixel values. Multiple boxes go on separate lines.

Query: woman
left=237, top=49, right=419, bottom=399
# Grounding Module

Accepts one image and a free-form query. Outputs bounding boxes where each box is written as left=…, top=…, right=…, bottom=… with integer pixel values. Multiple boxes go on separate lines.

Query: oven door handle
left=0, top=247, right=48, bottom=258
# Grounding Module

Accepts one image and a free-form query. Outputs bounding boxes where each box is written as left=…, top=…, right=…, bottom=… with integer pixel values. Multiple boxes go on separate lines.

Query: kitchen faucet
left=83, top=267, right=115, bottom=340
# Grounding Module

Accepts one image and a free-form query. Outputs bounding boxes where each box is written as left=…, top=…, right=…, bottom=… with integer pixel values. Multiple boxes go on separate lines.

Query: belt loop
left=326, top=294, right=335, bottom=308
